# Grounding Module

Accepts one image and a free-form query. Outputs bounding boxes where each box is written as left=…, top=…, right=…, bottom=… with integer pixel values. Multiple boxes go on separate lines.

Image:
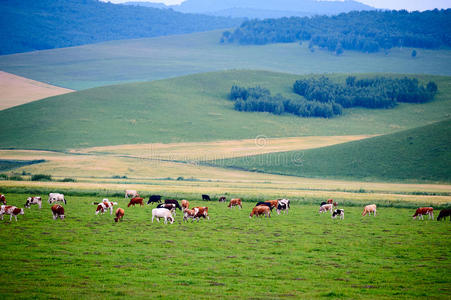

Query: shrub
left=9, top=175, right=23, bottom=181
left=59, top=178, right=76, bottom=182
left=31, top=174, right=52, bottom=181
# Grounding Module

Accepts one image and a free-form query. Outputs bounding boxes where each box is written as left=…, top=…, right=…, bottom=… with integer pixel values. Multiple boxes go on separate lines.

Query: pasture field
left=0, top=71, right=450, bottom=150
left=0, top=30, right=451, bottom=90
left=0, top=193, right=449, bottom=299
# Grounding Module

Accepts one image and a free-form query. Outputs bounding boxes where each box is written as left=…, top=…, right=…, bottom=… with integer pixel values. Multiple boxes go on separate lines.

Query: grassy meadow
left=0, top=193, right=449, bottom=299
left=0, top=30, right=451, bottom=90
left=0, top=71, right=450, bottom=150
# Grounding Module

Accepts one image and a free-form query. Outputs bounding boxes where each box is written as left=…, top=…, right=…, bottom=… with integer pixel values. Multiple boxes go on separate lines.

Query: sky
left=104, top=0, right=451, bottom=11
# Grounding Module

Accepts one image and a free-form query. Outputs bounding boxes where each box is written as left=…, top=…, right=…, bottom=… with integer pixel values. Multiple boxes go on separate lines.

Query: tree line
left=221, top=9, right=451, bottom=54
left=229, top=76, right=438, bottom=118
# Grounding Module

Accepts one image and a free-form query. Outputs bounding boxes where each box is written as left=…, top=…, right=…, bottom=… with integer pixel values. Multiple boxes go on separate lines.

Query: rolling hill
left=0, top=70, right=449, bottom=151
left=1, top=30, right=451, bottom=90
left=208, top=118, right=451, bottom=182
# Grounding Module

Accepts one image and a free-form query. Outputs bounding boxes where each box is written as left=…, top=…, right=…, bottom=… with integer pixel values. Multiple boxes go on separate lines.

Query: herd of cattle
left=0, top=191, right=450, bottom=223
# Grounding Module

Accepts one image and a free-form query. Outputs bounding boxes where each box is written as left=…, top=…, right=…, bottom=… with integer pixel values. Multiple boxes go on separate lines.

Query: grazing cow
left=147, top=195, right=162, bottom=205
left=183, top=207, right=209, bottom=222
left=256, top=201, right=274, bottom=211
left=164, top=199, right=182, bottom=211
left=228, top=198, right=242, bottom=209
left=437, top=209, right=451, bottom=221
left=183, top=208, right=197, bottom=222
left=412, top=207, right=434, bottom=220
left=266, top=199, right=279, bottom=209
left=0, top=194, right=6, bottom=204
left=125, top=189, right=139, bottom=198
left=202, top=194, right=211, bottom=201
left=181, top=200, right=189, bottom=209
left=250, top=206, right=271, bottom=218
left=319, top=204, right=333, bottom=214
left=218, top=196, right=226, bottom=202
left=321, top=200, right=337, bottom=207
left=0, top=205, right=24, bottom=221
left=152, top=208, right=174, bottom=224
left=95, top=199, right=117, bottom=215
left=276, top=199, right=290, bottom=215
left=362, top=204, right=377, bottom=216
left=114, top=208, right=125, bottom=222
left=25, top=196, right=42, bottom=209
left=127, top=197, right=144, bottom=207
left=48, top=193, right=66, bottom=204
left=332, top=209, right=344, bottom=219
left=51, top=204, right=65, bottom=220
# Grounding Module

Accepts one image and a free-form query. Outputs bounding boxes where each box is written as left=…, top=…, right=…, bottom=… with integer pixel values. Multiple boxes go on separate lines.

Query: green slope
left=0, top=70, right=450, bottom=151
left=1, top=30, right=451, bottom=90
left=210, top=119, right=451, bottom=182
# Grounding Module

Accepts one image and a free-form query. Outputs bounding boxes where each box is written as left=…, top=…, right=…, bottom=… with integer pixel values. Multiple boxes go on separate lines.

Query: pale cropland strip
left=0, top=71, right=73, bottom=110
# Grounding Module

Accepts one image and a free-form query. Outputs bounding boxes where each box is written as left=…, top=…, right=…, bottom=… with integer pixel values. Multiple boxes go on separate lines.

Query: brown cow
left=412, top=207, right=433, bottom=220
left=362, top=204, right=377, bottom=216
left=228, top=198, right=242, bottom=209
left=266, top=199, right=279, bottom=209
left=181, top=200, right=189, bottom=209
left=51, top=204, right=65, bottom=220
left=128, top=197, right=144, bottom=207
left=114, top=208, right=125, bottom=222
left=250, top=206, right=271, bottom=218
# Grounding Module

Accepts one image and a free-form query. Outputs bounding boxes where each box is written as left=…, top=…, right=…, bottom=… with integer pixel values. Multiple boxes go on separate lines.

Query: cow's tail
left=92, top=202, right=100, bottom=205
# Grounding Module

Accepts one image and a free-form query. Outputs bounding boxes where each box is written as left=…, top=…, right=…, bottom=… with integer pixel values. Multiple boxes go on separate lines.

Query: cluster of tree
left=293, top=76, right=438, bottom=109
left=229, top=76, right=438, bottom=118
left=221, top=9, right=451, bottom=54
left=230, top=85, right=342, bottom=118
left=0, top=0, right=241, bottom=55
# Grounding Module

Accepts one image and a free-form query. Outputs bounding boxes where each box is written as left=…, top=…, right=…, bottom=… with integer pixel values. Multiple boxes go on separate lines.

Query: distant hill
left=209, top=118, right=451, bottom=182
left=0, top=0, right=240, bottom=55
left=126, top=0, right=374, bottom=18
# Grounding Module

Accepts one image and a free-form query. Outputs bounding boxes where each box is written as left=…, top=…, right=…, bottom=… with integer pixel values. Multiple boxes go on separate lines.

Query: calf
left=165, top=199, right=182, bottom=211
left=437, top=209, right=451, bottom=221
left=147, top=195, right=162, bottom=205
left=51, top=204, right=65, bottom=220
left=95, top=199, right=117, bottom=215
left=114, top=208, right=125, bottom=222
left=218, top=196, right=226, bottom=202
left=228, top=198, right=242, bottom=209
left=202, top=194, right=211, bottom=201
left=25, top=196, right=42, bottom=209
left=181, top=200, right=189, bottom=209
left=412, top=207, right=434, bottom=220
left=362, top=204, right=377, bottom=216
left=127, top=197, right=144, bottom=207
left=125, top=189, right=139, bottom=198
left=319, top=204, right=333, bottom=214
left=0, top=194, right=6, bottom=204
left=48, top=193, right=66, bottom=205
left=332, top=209, right=344, bottom=219
left=152, top=208, right=174, bottom=224
left=256, top=201, right=273, bottom=211
left=0, top=205, right=24, bottom=221
left=276, top=199, right=290, bottom=215
left=250, top=206, right=271, bottom=218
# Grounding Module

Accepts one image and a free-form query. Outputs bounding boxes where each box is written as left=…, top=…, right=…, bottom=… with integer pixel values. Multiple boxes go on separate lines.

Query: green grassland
left=0, top=70, right=450, bottom=150
left=1, top=30, right=451, bottom=90
left=0, top=193, right=449, bottom=299
left=208, top=119, right=451, bottom=183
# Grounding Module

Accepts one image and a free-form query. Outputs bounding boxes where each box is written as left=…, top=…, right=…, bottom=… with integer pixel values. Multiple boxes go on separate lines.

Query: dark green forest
left=230, top=76, right=437, bottom=118
left=0, top=0, right=240, bottom=55
left=221, top=9, right=451, bottom=54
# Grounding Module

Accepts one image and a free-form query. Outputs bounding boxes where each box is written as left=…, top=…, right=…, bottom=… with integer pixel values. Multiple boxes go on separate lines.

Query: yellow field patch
left=0, top=71, right=73, bottom=110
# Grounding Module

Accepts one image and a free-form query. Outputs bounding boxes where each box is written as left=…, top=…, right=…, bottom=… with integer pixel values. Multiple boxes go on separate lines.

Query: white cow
left=125, top=189, right=139, bottom=198
left=48, top=193, right=66, bottom=204
left=152, top=208, right=174, bottom=224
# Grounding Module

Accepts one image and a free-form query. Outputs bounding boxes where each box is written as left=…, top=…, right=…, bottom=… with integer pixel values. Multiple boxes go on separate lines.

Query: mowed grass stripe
left=0, top=194, right=449, bottom=299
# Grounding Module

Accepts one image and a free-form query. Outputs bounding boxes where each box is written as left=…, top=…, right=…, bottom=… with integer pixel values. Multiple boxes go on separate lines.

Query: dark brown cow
left=128, top=197, right=144, bottom=207
left=51, top=204, right=65, bottom=220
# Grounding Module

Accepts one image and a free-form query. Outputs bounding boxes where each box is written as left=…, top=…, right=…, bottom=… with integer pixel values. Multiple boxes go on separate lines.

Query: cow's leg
left=10, top=214, right=13, bottom=221
left=164, top=217, right=167, bottom=224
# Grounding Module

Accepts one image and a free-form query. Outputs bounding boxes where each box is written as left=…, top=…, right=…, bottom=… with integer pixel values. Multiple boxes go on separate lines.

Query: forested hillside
left=0, top=0, right=240, bottom=55
left=221, top=9, right=451, bottom=54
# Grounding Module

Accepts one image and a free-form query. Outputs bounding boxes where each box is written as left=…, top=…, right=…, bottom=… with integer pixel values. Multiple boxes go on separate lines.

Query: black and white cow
left=276, top=199, right=290, bottom=215
left=332, top=209, right=344, bottom=219
left=25, top=196, right=42, bottom=209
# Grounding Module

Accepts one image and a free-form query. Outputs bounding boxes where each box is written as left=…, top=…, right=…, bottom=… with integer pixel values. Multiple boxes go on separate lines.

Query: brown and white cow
left=181, top=200, right=189, bottom=210
left=183, top=207, right=209, bottom=222
left=114, top=208, right=125, bottom=222
left=0, top=205, right=24, bottom=221
left=51, top=204, right=65, bottom=220
left=412, top=207, right=434, bottom=220
left=319, top=203, right=333, bottom=214
left=125, top=189, right=139, bottom=198
left=362, top=204, right=377, bottom=216
left=25, top=196, right=42, bottom=209
left=250, top=205, right=271, bottom=218
left=0, top=194, right=6, bottom=205
left=95, top=199, right=117, bottom=215
left=228, top=198, right=242, bottom=209
left=127, top=197, right=144, bottom=207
